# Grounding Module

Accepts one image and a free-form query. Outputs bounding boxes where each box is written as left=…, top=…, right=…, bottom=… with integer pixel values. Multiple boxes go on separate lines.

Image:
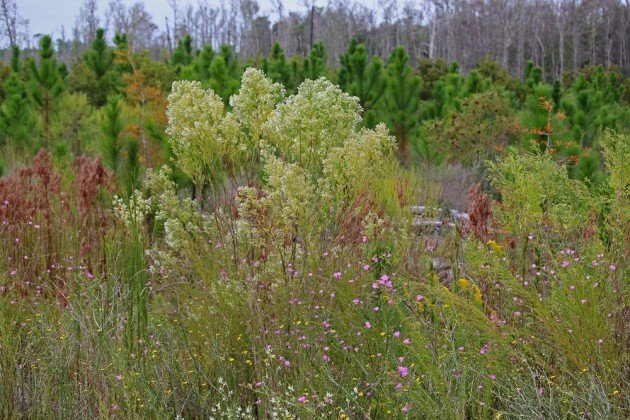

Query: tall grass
left=1, top=79, right=628, bottom=418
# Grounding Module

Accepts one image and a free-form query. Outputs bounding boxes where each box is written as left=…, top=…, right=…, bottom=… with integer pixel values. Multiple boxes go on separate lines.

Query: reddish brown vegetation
left=0, top=150, right=112, bottom=299
left=466, top=183, right=493, bottom=242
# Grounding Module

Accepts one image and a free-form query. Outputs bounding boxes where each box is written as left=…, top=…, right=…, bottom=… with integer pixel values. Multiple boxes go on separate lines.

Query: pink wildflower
left=398, top=366, right=409, bottom=377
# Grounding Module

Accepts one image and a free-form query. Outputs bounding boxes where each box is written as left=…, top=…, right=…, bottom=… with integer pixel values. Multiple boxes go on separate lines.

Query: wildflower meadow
left=1, top=6, right=629, bottom=417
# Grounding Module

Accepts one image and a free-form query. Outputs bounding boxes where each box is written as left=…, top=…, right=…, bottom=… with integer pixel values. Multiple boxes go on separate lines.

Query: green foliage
left=207, top=47, right=241, bottom=103
left=83, top=28, right=114, bottom=106
left=9, top=45, right=20, bottom=73
left=192, top=44, right=215, bottom=81
left=172, top=35, right=194, bottom=68
left=27, top=35, right=64, bottom=146
left=524, top=60, right=543, bottom=87
left=338, top=38, right=386, bottom=128
left=67, top=61, right=99, bottom=104
left=302, top=42, right=327, bottom=81
left=382, top=46, right=421, bottom=163
left=111, top=32, right=133, bottom=87
left=552, top=79, right=562, bottom=109
left=489, top=149, right=597, bottom=241
left=52, top=92, right=97, bottom=155
left=100, top=95, right=125, bottom=170
left=421, top=91, right=519, bottom=165
left=416, top=57, right=449, bottom=100
left=265, top=42, right=294, bottom=92
left=422, top=69, right=470, bottom=120
left=599, top=130, right=630, bottom=258
left=0, top=70, right=37, bottom=150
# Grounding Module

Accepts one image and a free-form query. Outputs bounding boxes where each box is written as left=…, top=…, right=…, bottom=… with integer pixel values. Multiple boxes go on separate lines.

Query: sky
left=19, top=0, right=309, bottom=39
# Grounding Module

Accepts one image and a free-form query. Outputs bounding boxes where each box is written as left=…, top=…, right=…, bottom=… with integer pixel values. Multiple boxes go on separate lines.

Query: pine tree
left=101, top=95, right=124, bottom=170
left=84, top=28, right=113, bottom=106
left=172, top=35, right=194, bottom=68
left=111, top=33, right=133, bottom=87
left=382, top=46, right=421, bottom=164
left=219, top=44, right=239, bottom=79
left=302, top=42, right=327, bottom=81
left=9, top=45, right=20, bottom=73
left=113, top=33, right=128, bottom=51
left=424, top=69, right=464, bottom=119
left=52, top=92, right=95, bottom=156
left=208, top=55, right=238, bottom=104
left=524, top=60, right=543, bottom=88
left=58, top=62, right=68, bottom=79
left=338, top=38, right=359, bottom=89
left=464, top=69, right=486, bottom=96
left=417, top=57, right=449, bottom=100
left=552, top=80, right=562, bottom=110
left=124, top=138, right=141, bottom=194
left=337, top=39, right=385, bottom=127
left=266, top=42, right=292, bottom=90
left=0, top=49, right=36, bottom=150
left=28, top=35, right=64, bottom=147
left=193, top=45, right=214, bottom=81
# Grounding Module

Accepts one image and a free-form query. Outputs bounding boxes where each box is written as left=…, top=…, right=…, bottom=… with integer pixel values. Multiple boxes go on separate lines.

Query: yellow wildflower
left=473, top=285, right=483, bottom=304
left=487, top=240, right=503, bottom=253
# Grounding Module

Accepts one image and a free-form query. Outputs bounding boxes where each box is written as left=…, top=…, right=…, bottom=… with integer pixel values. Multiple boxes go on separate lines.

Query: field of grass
left=1, top=66, right=628, bottom=418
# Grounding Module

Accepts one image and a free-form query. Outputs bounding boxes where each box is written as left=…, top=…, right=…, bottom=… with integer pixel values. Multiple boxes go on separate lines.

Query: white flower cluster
left=263, top=77, right=362, bottom=174
left=148, top=68, right=402, bottom=273
left=145, top=166, right=202, bottom=250
left=166, top=80, right=241, bottom=186
left=230, top=67, right=285, bottom=146
left=321, top=123, right=396, bottom=204
left=112, top=190, right=150, bottom=231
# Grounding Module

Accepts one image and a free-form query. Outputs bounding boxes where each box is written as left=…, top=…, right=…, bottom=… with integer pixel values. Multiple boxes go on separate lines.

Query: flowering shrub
left=151, top=69, right=411, bottom=280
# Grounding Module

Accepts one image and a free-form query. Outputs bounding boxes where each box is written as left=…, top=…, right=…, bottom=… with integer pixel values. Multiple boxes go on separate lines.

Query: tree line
left=2, top=0, right=629, bottom=80
left=1, top=25, right=628, bottom=185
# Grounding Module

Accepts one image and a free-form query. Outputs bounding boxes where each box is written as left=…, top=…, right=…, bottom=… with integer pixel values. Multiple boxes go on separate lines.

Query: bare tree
left=74, top=0, right=99, bottom=45
left=0, top=0, right=20, bottom=47
left=106, top=1, right=157, bottom=52
left=51, top=0, right=630, bottom=76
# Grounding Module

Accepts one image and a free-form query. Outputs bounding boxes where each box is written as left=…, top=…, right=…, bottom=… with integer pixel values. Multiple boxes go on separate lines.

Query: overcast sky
left=19, top=0, right=310, bottom=39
